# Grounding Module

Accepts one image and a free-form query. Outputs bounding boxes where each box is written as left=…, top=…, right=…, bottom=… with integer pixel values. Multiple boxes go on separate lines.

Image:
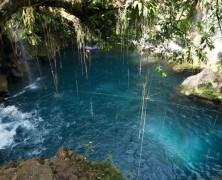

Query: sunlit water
left=0, top=49, right=222, bottom=179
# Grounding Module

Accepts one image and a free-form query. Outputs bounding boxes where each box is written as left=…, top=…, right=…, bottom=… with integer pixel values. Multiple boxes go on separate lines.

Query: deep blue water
left=1, top=49, right=222, bottom=179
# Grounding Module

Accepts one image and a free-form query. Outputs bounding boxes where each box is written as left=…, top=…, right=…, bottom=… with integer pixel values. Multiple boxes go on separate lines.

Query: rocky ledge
left=181, top=68, right=222, bottom=103
left=0, top=147, right=123, bottom=180
left=171, top=62, right=202, bottom=74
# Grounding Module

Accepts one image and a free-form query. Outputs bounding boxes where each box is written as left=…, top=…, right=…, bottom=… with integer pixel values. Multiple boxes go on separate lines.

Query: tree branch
left=0, top=0, right=120, bottom=26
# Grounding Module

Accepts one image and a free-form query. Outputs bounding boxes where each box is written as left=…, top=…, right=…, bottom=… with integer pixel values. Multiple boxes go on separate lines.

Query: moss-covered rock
left=0, top=147, right=124, bottom=180
left=181, top=68, right=222, bottom=103
left=195, top=84, right=222, bottom=103
left=172, top=62, right=202, bottom=73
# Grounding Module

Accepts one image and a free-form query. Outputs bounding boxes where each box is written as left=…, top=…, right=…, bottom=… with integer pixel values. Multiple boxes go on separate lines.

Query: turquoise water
left=0, top=49, right=222, bottom=179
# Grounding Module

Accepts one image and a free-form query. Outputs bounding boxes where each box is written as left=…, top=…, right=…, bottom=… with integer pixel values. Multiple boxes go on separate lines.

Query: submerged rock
left=0, top=74, right=9, bottom=97
left=0, top=147, right=124, bottom=180
left=181, top=68, right=222, bottom=103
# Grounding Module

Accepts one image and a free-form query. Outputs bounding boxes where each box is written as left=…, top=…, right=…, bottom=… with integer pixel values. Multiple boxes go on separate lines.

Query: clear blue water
left=1, top=49, right=222, bottom=179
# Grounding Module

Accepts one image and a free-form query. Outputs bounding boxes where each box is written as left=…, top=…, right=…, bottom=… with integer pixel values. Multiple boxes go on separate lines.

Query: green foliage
left=155, top=65, right=167, bottom=77
left=195, top=48, right=207, bottom=64
left=84, top=142, right=95, bottom=152
left=171, top=51, right=185, bottom=64
left=84, top=142, right=95, bottom=158
left=197, top=21, right=203, bottom=32
left=132, top=0, right=156, bottom=18
left=216, top=61, right=222, bottom=72
left=2, top=0, right=222, bottom=64
left=197, top=84, right=222, bottom=101
left=103, top=154, right=113, bottom=164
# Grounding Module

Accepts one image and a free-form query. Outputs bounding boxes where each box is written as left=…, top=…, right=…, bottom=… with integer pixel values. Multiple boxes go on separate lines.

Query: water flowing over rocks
left=0, top=147, right=123, bottom=180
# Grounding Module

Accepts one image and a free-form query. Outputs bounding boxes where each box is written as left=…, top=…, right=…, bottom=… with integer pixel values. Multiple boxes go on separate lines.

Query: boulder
left=181, top=68, right=222, bottom=102
left=181, top=68, right=215, bottom=95
left=16, top=159, right=54, bottom=180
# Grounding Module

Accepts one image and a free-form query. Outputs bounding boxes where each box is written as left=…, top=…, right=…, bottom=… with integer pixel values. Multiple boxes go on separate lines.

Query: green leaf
left=200, top=36, right=205, bottom=45
left=197, top=21, right=203, bottom=32
left=209, top=26, right=215, bottom=34
left=138, top=2, right=143, bottom=16
left=161, top=72, right=167, bottom=77
left=132, top=1, right=139, bottom=9
left=143, top=6, right=148, bottom=17
left=209, top=44, right=215, bottom=50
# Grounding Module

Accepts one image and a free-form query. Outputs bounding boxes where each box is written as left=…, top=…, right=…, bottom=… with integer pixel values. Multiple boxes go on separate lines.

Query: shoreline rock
left=171, top=62, right=202, bottom=74
left=0, top=147, right=123, bottom=180
left=181, top=68, right=222, bottom=104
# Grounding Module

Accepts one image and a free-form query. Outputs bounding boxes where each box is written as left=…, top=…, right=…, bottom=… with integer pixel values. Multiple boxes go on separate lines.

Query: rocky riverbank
left=0, top=147, right=123, bottom=180
left=171, top=62, right=202, bottom=74
left=181, top=68, right=222, bottom=104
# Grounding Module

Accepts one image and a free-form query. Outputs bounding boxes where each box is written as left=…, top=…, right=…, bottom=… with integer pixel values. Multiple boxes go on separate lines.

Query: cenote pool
left=0, top=49, right=222, bottom=179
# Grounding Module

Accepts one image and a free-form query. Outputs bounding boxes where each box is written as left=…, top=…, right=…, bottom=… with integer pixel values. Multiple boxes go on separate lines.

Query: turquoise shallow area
left=0, top=49, right=222, bottom=179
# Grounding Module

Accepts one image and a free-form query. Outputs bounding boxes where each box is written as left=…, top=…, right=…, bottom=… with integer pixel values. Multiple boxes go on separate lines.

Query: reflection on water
left=0, top=49, right=222, bottom=179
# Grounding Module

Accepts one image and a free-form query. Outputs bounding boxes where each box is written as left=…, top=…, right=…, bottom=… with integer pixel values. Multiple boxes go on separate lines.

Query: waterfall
left=18, top=34, right=33, bottom=82
left=10, top=24, right=33, bottom=83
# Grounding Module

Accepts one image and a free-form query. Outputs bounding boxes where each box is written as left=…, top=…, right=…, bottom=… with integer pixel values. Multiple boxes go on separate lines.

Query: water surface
left=0, top=49, right=222, bottom=179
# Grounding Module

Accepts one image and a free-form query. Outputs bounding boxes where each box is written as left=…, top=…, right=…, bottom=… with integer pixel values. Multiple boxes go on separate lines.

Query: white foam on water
left=0, top=123, right=18, bottom=149
left=0, top=104, right=41, bottom=149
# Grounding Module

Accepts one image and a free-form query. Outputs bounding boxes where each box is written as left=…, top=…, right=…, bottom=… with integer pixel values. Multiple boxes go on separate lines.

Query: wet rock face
left=0, top=74, right=9, bottom=97
left=0, top=33, right=29, bottom=97
left=0, top=147, right=124, bottom=180
left=0, top=34, right=27, bottom=78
